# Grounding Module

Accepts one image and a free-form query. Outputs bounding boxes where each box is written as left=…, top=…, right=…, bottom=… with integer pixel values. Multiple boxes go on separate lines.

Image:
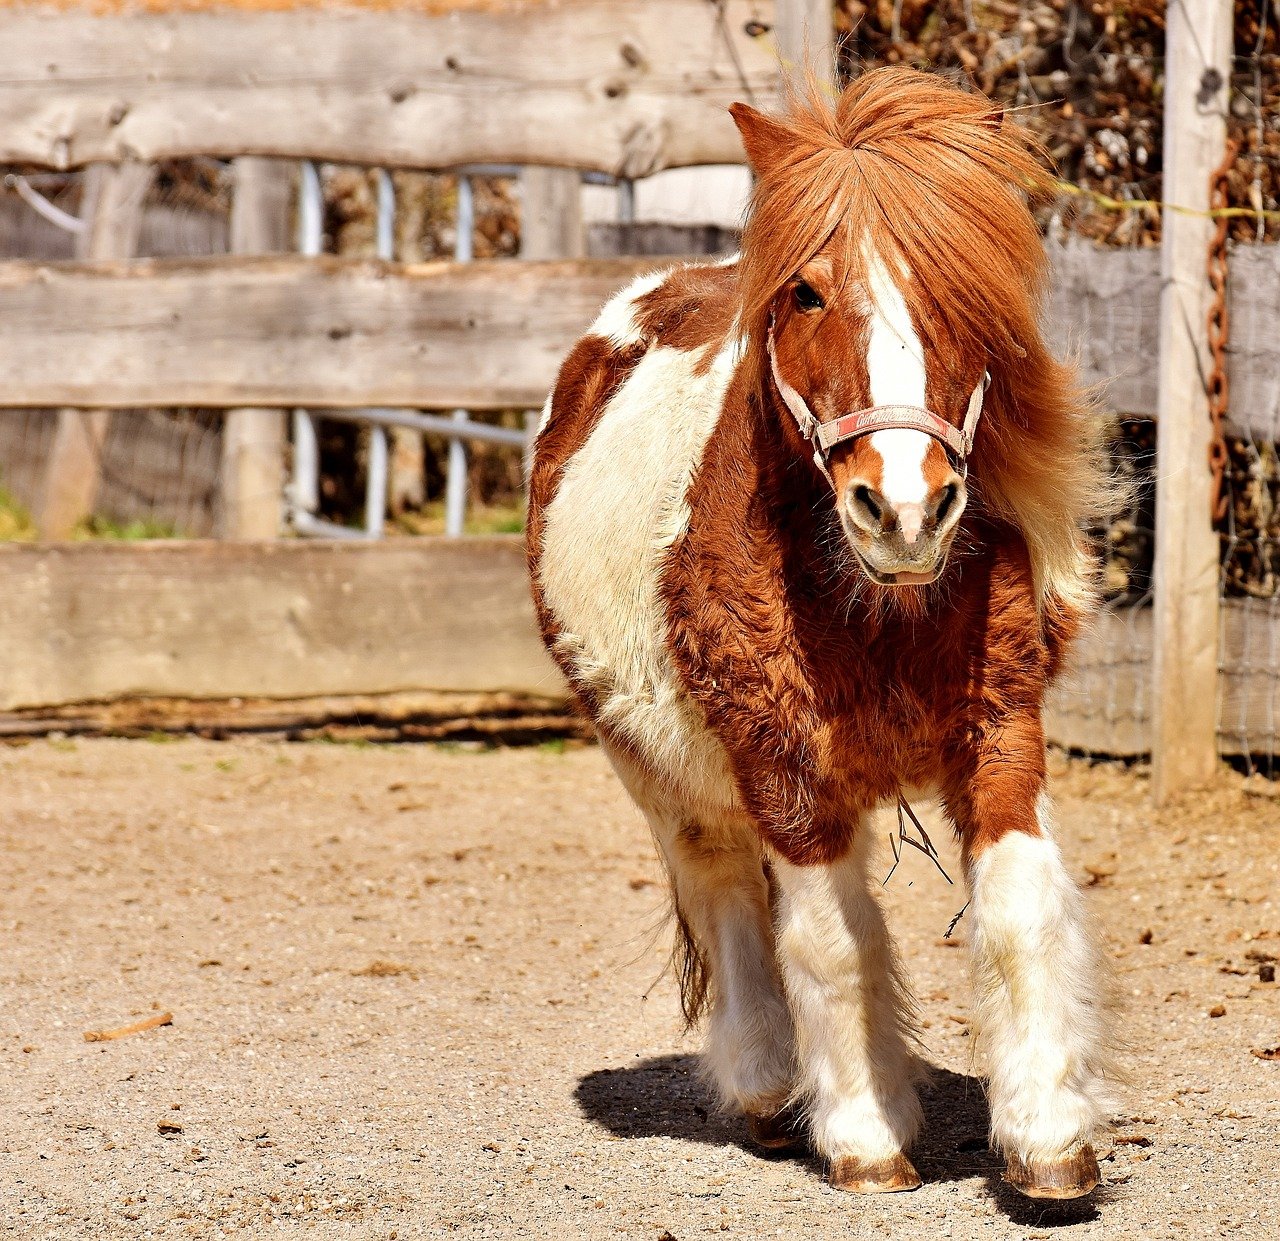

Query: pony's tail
left=672, top=902, right=710, bottom=1031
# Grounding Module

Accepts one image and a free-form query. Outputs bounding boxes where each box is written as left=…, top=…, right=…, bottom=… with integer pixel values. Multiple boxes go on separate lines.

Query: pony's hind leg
left=951, top=765, right=1114, bottom=1199
left=604, top=745, right=796, bottom=1141
left=770, top=829, right=924, bottom=1192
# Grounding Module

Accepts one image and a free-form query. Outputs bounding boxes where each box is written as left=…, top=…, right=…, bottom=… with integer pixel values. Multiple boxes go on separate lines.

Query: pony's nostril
left=934, top=482, right=959, bottom=526
left=853, top=485, right=882, bottom=524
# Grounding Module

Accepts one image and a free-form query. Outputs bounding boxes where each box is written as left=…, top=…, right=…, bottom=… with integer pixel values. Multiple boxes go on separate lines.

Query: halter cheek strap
left=768, top=329, right=989, bottom=486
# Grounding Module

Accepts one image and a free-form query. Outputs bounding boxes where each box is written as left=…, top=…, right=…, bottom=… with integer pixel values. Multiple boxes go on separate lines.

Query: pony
left=526, top=66, right=1115, bottom=1200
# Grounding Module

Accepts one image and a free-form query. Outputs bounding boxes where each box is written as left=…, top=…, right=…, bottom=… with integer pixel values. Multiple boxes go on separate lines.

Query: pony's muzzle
left=841, top=471, right=966, bottom=579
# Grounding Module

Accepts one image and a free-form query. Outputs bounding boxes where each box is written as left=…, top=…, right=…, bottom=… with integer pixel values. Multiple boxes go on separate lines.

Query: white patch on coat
left=771, top=835, right=923, bottom=1163
left=605, top=741, right=794, bottom=1115
left=535, top=391, right=554, bottom=437
left=588, top=268, right=675, bottom=347
left=536, top=335, right=741, bottom=815
left=864, top=250, right=933, bottom=509
left=968, top=799, right=1116, bottom=1163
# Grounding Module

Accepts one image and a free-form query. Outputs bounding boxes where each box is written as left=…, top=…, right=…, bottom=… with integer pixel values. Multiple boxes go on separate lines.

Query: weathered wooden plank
left=0, top=539, right=564, bottom=711
left=1044, top=239, right=1280, bottom=440
left=0, top=2, right=778, bottom=172
left=0, top=255, right=663, bottom=410
left=1, top=242, right=1273, bottom=423
left=35, top=160, right=156, bottom=537
left=776, top=0, right=835, bottom=83
left=1044, top=239, right=1162, bottom=415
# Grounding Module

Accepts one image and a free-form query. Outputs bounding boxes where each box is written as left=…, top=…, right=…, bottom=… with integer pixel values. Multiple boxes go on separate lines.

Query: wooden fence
left=0, top=0, right=1274, bottom=789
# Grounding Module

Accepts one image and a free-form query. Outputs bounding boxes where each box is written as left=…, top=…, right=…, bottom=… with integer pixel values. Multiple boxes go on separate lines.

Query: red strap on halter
left=766, top=326, right=988, bottom=485
left=815, top=404, right=971, bottom=460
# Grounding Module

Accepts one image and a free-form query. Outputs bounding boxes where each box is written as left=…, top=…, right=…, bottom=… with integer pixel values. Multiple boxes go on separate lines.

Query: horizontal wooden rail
left=1045, top=239, right=1280, bottom=438
left=0, top=255, right=661, bottom=410
left=0, top=539, right=563, bottom=711
left=0, top=1, right=777, bottom=172
left=2, top=244, right=1278, bottom=420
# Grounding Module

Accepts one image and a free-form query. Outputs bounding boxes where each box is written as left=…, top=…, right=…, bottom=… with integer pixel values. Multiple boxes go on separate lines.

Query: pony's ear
left=729, top=102, right=794, bottom=177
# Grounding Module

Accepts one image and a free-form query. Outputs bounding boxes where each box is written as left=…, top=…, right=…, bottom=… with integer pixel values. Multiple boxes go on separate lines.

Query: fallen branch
left=83, top=1011, right=173, bottom=1043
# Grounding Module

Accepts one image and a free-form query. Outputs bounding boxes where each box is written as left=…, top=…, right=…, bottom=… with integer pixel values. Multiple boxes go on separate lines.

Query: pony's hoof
left=829, top=1152, right=922, bottom=1193
left=1004, top=1145, right=1100, bottom=1200
left=745, top=1108, right=806, bottom=1154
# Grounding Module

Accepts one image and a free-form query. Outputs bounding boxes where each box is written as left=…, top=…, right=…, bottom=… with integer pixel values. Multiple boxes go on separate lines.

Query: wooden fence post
left=520, top=167, right=585, bottom=261
left=35, top=160, right=153, bottom=539
left=775, top=0, right=836, bottom=85
left=220, top=157, right=293, bottom=539
left=1151, top=0, right=1233, bottom=801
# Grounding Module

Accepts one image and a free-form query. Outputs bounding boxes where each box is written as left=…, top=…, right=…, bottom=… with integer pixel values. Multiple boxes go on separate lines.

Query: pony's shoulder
left=585, top=258, right=740, bottom=354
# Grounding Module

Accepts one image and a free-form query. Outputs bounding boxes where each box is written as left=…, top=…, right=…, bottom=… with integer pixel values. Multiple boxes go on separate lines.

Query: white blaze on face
left=864, top=251, right=931, bottom=519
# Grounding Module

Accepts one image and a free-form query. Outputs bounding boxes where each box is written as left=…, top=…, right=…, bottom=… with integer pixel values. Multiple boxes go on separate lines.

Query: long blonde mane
left=736, top=67, right=1110, bottom=611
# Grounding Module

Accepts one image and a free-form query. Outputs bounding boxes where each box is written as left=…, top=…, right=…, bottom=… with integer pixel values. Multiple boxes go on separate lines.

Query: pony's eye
left=792, top=280, right=824, bottom=312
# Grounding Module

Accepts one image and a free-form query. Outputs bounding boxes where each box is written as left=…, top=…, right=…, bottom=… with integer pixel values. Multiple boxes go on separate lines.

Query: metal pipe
left=364, top=415, right=388, bottom=538
left=291, top=511, right=367, bottom=541
left=5, top=173, right=86, bottom=234
left=317, top=407, right=527, bottom=448
left=446, top=174, right=475, bottom=538
left=445, top=411, right=469, bottom=538
left=291, top=408, right=320, bottom=515
left=292, top=161, right=325, bottom=532
left=363, top=167, right=396, bottom=539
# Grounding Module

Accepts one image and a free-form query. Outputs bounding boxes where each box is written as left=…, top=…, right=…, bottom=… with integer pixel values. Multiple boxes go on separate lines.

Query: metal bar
left=291, top=511, right=367, bottom=541
left=291, top=159, right=325, bottom=533
left=5, top=172, right=86, bottom=234
left=445, top=410, right=469, bottom=537
left=361, top=166, right=396, bottom=539
left=317, top=407, right=527, bottom=448
left=446, top=173, right=475, bottom=538
left=364, top=414, right=388, bottom=538
left=290, top=407, right=319, bottom=514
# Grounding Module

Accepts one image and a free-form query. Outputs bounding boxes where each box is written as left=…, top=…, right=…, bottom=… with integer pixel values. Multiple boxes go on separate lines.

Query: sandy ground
left=1, top=737, right=1278, bottom=1240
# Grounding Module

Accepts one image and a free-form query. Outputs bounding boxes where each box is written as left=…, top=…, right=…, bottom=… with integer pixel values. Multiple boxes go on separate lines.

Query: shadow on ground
left=577, top=1055, right=1102, bottom=1224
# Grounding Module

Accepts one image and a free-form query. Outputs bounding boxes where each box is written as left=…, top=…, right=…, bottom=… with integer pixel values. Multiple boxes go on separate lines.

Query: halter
left=768, top=329, right=989, bottom=488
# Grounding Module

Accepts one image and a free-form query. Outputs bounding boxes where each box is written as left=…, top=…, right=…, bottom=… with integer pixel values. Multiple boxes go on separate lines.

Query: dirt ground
left=1, top=737, right=1277, bottom=1240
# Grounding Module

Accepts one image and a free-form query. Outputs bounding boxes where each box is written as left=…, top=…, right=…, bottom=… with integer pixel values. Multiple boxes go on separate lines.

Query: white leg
left=771, top=835, right=923, bottom=1190
left=604, top=745, right=794, bottom=1119
left=968, top=796, right=1114, bottom=1188
left=671, top=829, right=795, bottom=1118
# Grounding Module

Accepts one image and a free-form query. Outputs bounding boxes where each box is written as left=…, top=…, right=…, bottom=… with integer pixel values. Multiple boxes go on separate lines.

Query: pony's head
left=731, top=68, right=1101, bottom=600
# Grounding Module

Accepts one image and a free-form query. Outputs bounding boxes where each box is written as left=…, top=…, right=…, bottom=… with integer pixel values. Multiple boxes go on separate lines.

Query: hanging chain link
left=1206, top=139, right=1237, bottom=525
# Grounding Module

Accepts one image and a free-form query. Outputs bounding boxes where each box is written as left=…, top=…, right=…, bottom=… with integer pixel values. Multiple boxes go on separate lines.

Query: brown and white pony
left=527, top=67, right=1115, bottom=1200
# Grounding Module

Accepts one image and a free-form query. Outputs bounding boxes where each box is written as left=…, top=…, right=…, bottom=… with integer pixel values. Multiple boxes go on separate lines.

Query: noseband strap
left=767, top=330, right=988, bottom=486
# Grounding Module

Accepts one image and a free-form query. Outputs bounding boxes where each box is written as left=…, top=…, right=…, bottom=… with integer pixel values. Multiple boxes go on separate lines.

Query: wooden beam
left=0, top=539, right=563, bottom=711
left=1151, top=0, right=1233, bottom=801
left=775, top=0, right=836, bottom=85
left=220, top=158, right=294, bottom=539
left=520, top=168, right=586, bottom=262
left=0, top=3, right=778, bottom=173
left=0, top=255, right=663, bottom=411
left=34, top=160, right=154, bottom=539
left=1044, top=238, right=1280, bottom=433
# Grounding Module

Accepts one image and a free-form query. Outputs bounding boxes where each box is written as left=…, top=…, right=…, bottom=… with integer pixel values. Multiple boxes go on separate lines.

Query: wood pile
left=836, top=0, right=1279, bottom=245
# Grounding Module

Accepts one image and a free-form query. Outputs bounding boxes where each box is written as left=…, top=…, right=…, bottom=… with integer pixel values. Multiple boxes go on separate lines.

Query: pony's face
left=769, top=246, right=984, bottom=587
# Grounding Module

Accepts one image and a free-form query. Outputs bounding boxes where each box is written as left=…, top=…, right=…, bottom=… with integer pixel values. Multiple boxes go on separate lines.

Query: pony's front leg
left=771, top=830, right=923, bottom=1192
left=949, top=742, right=1114, bottom=1199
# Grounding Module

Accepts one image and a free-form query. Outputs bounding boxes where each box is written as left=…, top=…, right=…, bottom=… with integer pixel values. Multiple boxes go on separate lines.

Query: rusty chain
left=1206, top=139, right=1237, bottom=525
